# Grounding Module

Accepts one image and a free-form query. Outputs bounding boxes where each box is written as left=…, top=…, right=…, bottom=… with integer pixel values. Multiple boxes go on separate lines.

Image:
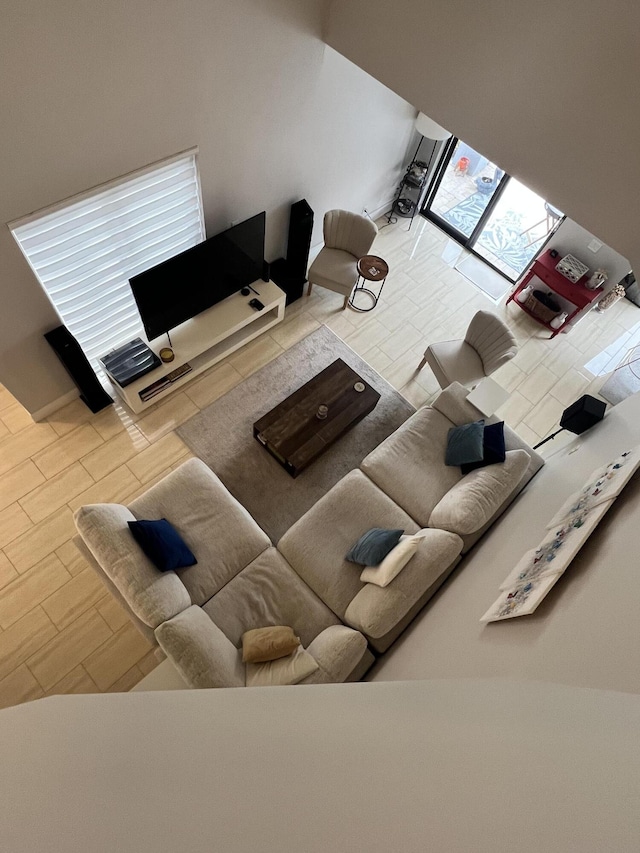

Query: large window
left=10, top=149, right=204, bottom=370
left=423, top=138, right=563, bottom=283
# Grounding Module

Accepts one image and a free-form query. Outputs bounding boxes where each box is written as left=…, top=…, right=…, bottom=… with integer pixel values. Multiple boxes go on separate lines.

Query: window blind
left=10, top=149, right=204, bottom=370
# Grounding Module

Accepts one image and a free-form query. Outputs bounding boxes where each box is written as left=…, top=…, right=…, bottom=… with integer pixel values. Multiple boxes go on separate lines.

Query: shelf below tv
left=105, top=279, right=286, bottom=413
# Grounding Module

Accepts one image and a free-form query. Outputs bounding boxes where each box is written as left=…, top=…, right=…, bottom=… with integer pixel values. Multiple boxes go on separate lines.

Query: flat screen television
left=129, top=211, right=266, bottom=342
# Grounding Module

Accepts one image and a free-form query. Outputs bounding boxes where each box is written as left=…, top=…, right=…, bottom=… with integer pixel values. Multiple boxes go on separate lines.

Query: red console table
left=507, top=250, right=600, bottom=337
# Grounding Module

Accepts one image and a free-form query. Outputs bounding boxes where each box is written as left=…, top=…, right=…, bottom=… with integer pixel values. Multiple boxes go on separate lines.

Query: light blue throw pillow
left=445, top=420, right=485, bottom=467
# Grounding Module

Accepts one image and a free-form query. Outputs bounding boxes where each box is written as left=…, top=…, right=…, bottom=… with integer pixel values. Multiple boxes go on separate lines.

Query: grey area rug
left=177, top=326, right=415, bottom=542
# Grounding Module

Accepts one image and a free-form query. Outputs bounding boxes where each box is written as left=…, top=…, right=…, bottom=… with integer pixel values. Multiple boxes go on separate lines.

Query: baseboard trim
left=31, top=389, right=79, bottom=422
left=366, top=198, right=395, bottom=221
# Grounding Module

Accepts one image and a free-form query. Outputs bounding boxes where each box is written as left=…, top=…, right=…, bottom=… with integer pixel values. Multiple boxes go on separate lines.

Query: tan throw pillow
left=245, top=646, right=318, bottom=687
left=428, top=449, right=530, bottom=535
left=241, top=626, right=301, bottom=663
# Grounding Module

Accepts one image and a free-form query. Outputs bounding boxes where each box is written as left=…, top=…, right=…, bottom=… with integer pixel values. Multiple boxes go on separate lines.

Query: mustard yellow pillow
left=241, top=626, right=301, bottom=663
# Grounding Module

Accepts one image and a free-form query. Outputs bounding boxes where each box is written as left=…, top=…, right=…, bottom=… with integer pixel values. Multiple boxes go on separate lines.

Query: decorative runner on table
left=481, top=446, right=640, bottom=623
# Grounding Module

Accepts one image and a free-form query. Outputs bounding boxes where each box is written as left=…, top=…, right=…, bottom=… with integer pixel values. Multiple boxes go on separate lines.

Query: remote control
left=249, top=298, right=264, bottom=311
left=166, top=362, right=192, bottom=382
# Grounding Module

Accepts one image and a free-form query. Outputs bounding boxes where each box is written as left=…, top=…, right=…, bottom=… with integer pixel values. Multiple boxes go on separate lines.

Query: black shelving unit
left=387, top=138, right=438, bottom=229
left=388, top=163, right=427, bottom=225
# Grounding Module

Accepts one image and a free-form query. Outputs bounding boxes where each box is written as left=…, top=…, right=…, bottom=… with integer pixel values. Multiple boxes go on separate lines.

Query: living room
left=1, top=2, right=639, bottom=847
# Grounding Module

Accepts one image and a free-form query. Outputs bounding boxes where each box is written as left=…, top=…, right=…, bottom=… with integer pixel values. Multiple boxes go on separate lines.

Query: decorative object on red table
left=586, top=269, right=608, bottom=290
left=555, top=253, right=589, bottom=283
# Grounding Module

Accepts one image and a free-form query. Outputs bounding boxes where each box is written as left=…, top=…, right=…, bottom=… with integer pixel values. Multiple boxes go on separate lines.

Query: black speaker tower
left=44, top=326, right=113, bottom=413
left=269, top=199, right=314, bottom=305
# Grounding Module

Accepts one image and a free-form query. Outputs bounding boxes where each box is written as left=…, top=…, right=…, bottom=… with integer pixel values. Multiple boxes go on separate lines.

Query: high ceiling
left=325, top=0, right=638, bottom=273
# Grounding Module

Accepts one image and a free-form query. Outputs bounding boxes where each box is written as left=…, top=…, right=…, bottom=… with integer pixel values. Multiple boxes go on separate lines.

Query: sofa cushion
left=279, top=470, right=422, bottom=621
left=129, top=458, right=270, bottom=606
left=74, top=502, right=191, bottom=629
left=428, top=449, right=531, bottom=535
left=203, top=547, right=339, bottom=649
left=360, top=407, right=463, bottom=526
left=344, top=529, right=463, bottom=639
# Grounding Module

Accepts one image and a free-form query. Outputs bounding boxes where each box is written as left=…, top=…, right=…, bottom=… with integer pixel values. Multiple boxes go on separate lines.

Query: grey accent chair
left=307, top=209, right=378, bottom=309
left=417, top=310, right=517, bottom=389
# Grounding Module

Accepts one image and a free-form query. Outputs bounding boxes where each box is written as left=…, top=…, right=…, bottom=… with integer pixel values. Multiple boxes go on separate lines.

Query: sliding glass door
left=423, top=138, right=562, bottom=282
left=473, top=179, right=562, bottom=279
left=428, top=140, right=505, bottom=238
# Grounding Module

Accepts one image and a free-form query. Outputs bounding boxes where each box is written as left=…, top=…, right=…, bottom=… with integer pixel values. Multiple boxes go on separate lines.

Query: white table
left=467, top=376, right=510, bottom=416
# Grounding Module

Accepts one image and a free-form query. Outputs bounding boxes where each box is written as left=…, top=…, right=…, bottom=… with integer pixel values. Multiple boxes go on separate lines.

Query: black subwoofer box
left=560, top=394, right=606, bottom=434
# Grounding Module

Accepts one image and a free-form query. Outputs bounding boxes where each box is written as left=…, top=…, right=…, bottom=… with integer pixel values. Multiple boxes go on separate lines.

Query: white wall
left=325, top=1, right=640, bottom=274
left=1, top=680, right=639, bottom=851
left=0, top=0, right=415, bottom=414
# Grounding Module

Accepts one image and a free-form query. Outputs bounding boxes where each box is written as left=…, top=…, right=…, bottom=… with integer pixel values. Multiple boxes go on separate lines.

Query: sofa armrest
left=431, top=381, right=485, bottom=424
left=346, top=582, right=412, bottom=640
left=302, top=625, right=368, bottom=683
left=344, top=530, right=463, bottom=640
left=155, top=606, right=245, bottom=688
left=502, top=423, right=544, bottom=478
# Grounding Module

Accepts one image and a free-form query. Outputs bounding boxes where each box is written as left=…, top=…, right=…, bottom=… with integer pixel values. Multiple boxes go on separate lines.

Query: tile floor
left=0, top=216, right=637, bottom=709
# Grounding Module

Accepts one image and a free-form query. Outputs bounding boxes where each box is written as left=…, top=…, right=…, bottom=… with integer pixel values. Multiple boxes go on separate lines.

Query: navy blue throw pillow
left=445, top=420, right=485, bottom=467
left=345, top=527, right=404, bottom=566
left=128, top=518, right=197, bottom=572
left=460, top=421, right=507, bottom=474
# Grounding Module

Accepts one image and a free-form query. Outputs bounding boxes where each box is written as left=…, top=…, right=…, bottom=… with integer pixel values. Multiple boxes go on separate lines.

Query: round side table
left=349, top=255, right=389, bottom=312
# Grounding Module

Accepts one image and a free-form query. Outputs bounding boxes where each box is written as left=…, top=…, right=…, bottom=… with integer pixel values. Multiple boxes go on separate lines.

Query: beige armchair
left=307, top=209, right=378, bottom=309
left=417, top=310, right=517, bottom=389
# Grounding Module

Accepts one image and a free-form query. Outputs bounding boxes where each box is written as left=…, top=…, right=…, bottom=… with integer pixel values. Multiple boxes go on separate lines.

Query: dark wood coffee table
left=253, top=358, right=381, bottom=477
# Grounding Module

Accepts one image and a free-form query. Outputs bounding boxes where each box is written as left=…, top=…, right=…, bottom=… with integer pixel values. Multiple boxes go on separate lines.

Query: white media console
left=107, top=280, right=286, bottom=413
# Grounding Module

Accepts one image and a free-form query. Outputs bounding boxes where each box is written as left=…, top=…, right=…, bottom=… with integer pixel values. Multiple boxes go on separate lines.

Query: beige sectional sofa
left=280, top=382, right=542, bottom=651
left=75, top=461, right=373, bottom=688
left=74, top=381, right=544, bottom=686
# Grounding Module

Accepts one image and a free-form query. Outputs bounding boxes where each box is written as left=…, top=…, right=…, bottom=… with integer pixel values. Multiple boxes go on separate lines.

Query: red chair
left=454, top=156, right=470, bottom=176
